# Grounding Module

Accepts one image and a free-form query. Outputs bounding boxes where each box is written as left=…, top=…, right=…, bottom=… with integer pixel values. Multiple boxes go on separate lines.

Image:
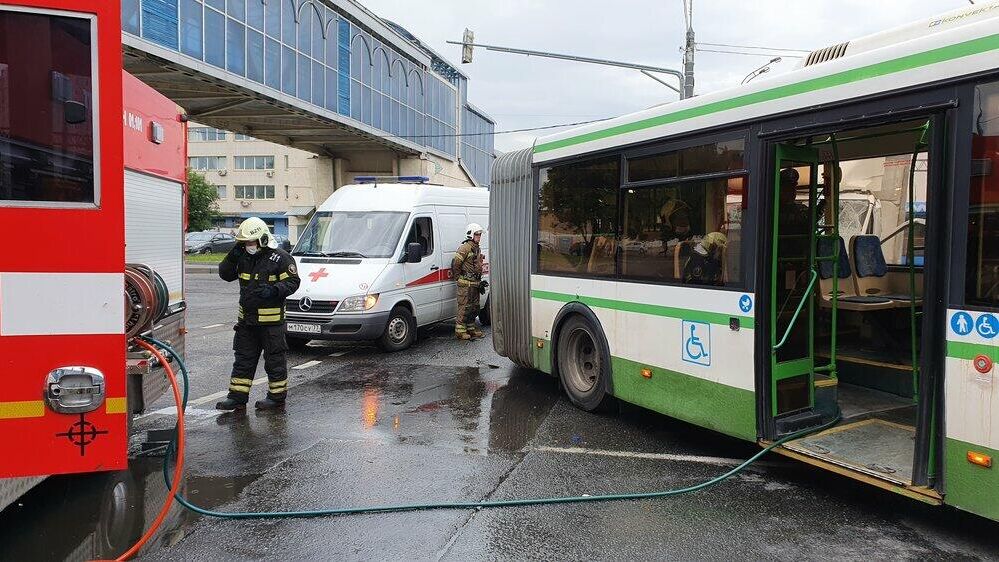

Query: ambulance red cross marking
left=309, top=268, right=329, bottom=283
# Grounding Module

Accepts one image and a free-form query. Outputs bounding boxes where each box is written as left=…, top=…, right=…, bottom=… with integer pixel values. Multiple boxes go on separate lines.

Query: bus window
left=620, top=176, right=745, bottom=287
left=967, top=81, right=999, bottom=308
left=0, top=10, right=95, bottom=204
left=538, top=157, right=618, bottom=277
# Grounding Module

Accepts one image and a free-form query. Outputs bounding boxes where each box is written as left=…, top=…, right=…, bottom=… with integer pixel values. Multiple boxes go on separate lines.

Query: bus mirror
left=406, top=242, right=423, bottom=263
left=63, top=100, right=87, bottom=125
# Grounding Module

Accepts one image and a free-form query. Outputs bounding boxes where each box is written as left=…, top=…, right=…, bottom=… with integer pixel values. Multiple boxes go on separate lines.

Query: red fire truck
left=0, top=0, right=187, bottom=510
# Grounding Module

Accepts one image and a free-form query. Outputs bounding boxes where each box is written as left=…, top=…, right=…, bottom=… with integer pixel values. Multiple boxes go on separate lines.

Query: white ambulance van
left=285, top=177, right=490, bottom=351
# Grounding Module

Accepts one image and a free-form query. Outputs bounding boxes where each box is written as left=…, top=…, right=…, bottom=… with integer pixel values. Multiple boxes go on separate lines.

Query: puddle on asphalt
left=311, top=363, right=559, bottom=454
left=0, top=455, right=262, bottom=561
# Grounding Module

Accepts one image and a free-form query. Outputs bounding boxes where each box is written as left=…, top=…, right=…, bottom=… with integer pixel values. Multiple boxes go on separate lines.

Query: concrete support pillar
left=332, top=157, right=346, bottom=192
left=397, top=156, right=427, bottom=177
left=313, top=156, right=336, bottom=205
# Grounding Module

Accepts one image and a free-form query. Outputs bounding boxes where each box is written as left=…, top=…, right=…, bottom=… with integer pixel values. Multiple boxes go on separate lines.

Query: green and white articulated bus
left=489, top=3, right=999, bottom=521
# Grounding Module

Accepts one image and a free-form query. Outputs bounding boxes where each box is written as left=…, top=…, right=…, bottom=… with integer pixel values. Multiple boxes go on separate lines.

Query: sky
left=361, top=0, right=975, bottom=153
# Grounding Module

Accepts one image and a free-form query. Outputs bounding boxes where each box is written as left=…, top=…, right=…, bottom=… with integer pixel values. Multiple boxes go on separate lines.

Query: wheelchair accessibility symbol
left=976, top=313, right=998, bottom=340
left=682, top=320, right=711, bottom=366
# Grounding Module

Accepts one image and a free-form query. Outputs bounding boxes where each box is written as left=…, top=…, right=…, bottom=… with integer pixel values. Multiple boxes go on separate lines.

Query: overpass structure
left=121, top=0, right=495, bottom=188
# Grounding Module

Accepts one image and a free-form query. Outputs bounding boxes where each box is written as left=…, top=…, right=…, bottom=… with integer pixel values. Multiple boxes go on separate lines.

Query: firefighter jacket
left=452, top=239, right=482, bottom=288
left=219, top=246, right=301, bottom=325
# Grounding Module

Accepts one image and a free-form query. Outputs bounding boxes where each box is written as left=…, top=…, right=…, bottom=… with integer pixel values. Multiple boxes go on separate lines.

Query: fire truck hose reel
left=124, top=265, right=169, bottom=339
left=115, top=335, right=841, bottom=554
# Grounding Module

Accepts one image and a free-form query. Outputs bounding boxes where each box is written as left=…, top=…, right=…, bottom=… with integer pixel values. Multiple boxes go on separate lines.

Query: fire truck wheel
left=96, top=470, right=142, bottom=554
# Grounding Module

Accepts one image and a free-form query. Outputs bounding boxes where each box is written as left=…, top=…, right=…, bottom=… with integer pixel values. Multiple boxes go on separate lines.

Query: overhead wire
left=695, top=47, right=804, bottom=59
left=697, top=41, right=811, bottom=53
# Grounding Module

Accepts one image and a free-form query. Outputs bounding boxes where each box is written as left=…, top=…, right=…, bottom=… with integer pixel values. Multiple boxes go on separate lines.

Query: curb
left=185, top=265, right=218, bottom=275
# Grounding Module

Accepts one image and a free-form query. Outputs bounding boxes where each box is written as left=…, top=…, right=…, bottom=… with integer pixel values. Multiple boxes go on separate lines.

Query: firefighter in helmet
left=682, top=231, right=728, bottom=286
left=215, top=217, right=301, bottom=411
left=453, top=223, right=486, bottom=340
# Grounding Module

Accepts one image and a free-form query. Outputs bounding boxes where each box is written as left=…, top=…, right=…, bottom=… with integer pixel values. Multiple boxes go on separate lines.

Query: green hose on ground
left=141, top=336, right=840, bottom=520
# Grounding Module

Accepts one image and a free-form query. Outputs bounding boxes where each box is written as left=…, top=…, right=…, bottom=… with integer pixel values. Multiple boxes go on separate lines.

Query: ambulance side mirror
left=406, top=242, right=423, bottom=263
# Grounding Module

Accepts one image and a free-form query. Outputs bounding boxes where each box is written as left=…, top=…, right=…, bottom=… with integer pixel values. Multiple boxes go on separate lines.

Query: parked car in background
left=272, top=234, right=293, bottom=252
left=185, top=231, right=237, bottom=254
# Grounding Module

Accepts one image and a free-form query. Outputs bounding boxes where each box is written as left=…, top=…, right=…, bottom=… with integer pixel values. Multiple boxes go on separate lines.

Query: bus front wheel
left=556, top=315, right=611, bottom=411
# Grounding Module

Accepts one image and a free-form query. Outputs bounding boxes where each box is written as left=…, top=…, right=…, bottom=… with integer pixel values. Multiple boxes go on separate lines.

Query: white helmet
left=465, top=223, right=484, bottom=238
left=235, top=217, right=278, bottom=248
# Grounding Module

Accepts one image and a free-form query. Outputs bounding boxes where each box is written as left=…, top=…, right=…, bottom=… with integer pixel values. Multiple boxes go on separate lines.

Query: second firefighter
left=452, top=223, right=486, bottom=340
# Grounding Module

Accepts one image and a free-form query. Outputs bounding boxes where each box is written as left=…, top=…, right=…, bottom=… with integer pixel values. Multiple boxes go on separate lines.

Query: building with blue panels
left=122, top=0, right=495, bottom=190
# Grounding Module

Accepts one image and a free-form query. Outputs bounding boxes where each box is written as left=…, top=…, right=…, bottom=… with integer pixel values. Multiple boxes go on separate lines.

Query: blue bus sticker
left=682, top=320, right=711, bottom=367
left=951, top=311, right=974, bottom=336
left=975, top=313, right=998, bottom=339
left=739, top=294, right=753, bottom=313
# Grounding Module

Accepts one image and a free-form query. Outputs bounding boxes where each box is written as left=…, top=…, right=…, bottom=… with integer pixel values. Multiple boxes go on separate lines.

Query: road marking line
left=328, top=351, right=351, bottom=357
left=201, top=323, right=226, bottom=329
left=292, top=360, right=323, bottom=370
left=535, top=446, right=746, bottom=466
left=138, top=377, right=267, bottom=417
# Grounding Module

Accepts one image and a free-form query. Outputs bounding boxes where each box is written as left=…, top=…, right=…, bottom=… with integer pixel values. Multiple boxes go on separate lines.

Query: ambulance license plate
left=287, top=323, right=321, bottom=334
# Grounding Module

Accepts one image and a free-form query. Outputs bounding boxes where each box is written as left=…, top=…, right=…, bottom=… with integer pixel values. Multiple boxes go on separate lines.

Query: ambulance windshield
left=294, top=211, right=409, bottom=259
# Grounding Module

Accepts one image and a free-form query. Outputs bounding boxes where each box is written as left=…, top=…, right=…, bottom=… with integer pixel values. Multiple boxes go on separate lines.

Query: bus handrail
left=774, top=269, right=818, bottom=352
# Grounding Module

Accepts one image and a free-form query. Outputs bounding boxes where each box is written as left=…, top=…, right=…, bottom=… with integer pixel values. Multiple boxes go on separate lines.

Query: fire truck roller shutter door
left=125, top=170, right=185, bottom=305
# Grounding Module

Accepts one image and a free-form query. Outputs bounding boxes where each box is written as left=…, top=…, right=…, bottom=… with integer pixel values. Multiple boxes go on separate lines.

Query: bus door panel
left=0, top=0, right=126, bottom=478
left=771, top=144, right=820, bottom=417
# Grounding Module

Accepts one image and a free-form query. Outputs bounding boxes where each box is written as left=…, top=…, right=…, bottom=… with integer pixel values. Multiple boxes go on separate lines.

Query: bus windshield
left=294, top=211, right=409, bottom=258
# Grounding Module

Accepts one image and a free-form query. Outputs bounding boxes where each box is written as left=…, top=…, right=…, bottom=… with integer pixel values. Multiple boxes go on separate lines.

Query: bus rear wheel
left=556, top=315, right=611, bottom=411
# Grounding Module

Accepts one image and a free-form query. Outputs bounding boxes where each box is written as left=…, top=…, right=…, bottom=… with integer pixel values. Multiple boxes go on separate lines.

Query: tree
left=187, top=170, right=220, bottom=232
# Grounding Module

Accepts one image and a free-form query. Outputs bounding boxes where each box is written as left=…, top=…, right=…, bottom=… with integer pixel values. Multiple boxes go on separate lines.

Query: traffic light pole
left=446, top=38, right=687, bottom=98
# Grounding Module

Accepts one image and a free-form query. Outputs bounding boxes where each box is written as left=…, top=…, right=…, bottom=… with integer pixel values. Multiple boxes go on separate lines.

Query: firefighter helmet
left=235, top=217, right=277, bottom=248
left=465, top=223, right=484, bottom=238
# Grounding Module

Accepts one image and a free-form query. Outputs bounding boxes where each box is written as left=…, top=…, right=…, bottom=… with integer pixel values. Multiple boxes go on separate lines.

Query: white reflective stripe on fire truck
left=0, top=273, right=124, bottom=336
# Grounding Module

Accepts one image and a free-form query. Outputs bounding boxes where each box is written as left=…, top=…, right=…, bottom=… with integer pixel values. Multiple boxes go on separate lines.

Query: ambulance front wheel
left=377, top=306, right=416, bottom=352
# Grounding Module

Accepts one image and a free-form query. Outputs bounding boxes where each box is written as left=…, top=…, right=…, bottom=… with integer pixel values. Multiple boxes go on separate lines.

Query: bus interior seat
left=816, top=236, right=895, bottom=311
left=850, top=235, right=923, bottom=307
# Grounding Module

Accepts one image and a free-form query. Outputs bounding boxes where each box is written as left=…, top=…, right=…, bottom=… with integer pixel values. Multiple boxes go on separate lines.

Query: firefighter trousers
left=227, top=323, right=289, bottom=403
left=454, top=284, right=480, bottom=335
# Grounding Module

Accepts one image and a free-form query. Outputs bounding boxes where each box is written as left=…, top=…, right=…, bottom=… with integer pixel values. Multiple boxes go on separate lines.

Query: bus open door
left=0, top=0, right=127, bottom=478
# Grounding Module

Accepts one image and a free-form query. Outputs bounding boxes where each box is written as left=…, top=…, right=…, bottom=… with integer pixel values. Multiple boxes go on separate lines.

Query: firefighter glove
left=478, top=280, right=489, bottom=295
left=255, top=285, right=278, bottom=299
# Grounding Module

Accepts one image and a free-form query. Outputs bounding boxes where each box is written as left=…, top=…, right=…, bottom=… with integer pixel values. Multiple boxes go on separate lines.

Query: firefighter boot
left=216, top=398, right=247, bottom=411
left=254, top=397, right=286, bottom=410
left=470, top=327, right=486, bottom=339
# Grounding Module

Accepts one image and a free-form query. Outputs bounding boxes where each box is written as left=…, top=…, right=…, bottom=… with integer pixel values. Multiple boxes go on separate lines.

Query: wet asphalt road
left=2, top=274, right=999, bottom=561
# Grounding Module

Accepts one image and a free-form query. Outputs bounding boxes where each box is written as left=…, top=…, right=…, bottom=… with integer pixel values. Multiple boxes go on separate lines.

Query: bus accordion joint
left=967, top=451, right=993, bottom=469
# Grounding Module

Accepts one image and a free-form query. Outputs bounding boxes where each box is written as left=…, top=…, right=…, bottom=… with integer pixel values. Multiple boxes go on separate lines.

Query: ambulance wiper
left=328, top=251, right=368, bottom=258
left=294, top=251, right=332, bottom=257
